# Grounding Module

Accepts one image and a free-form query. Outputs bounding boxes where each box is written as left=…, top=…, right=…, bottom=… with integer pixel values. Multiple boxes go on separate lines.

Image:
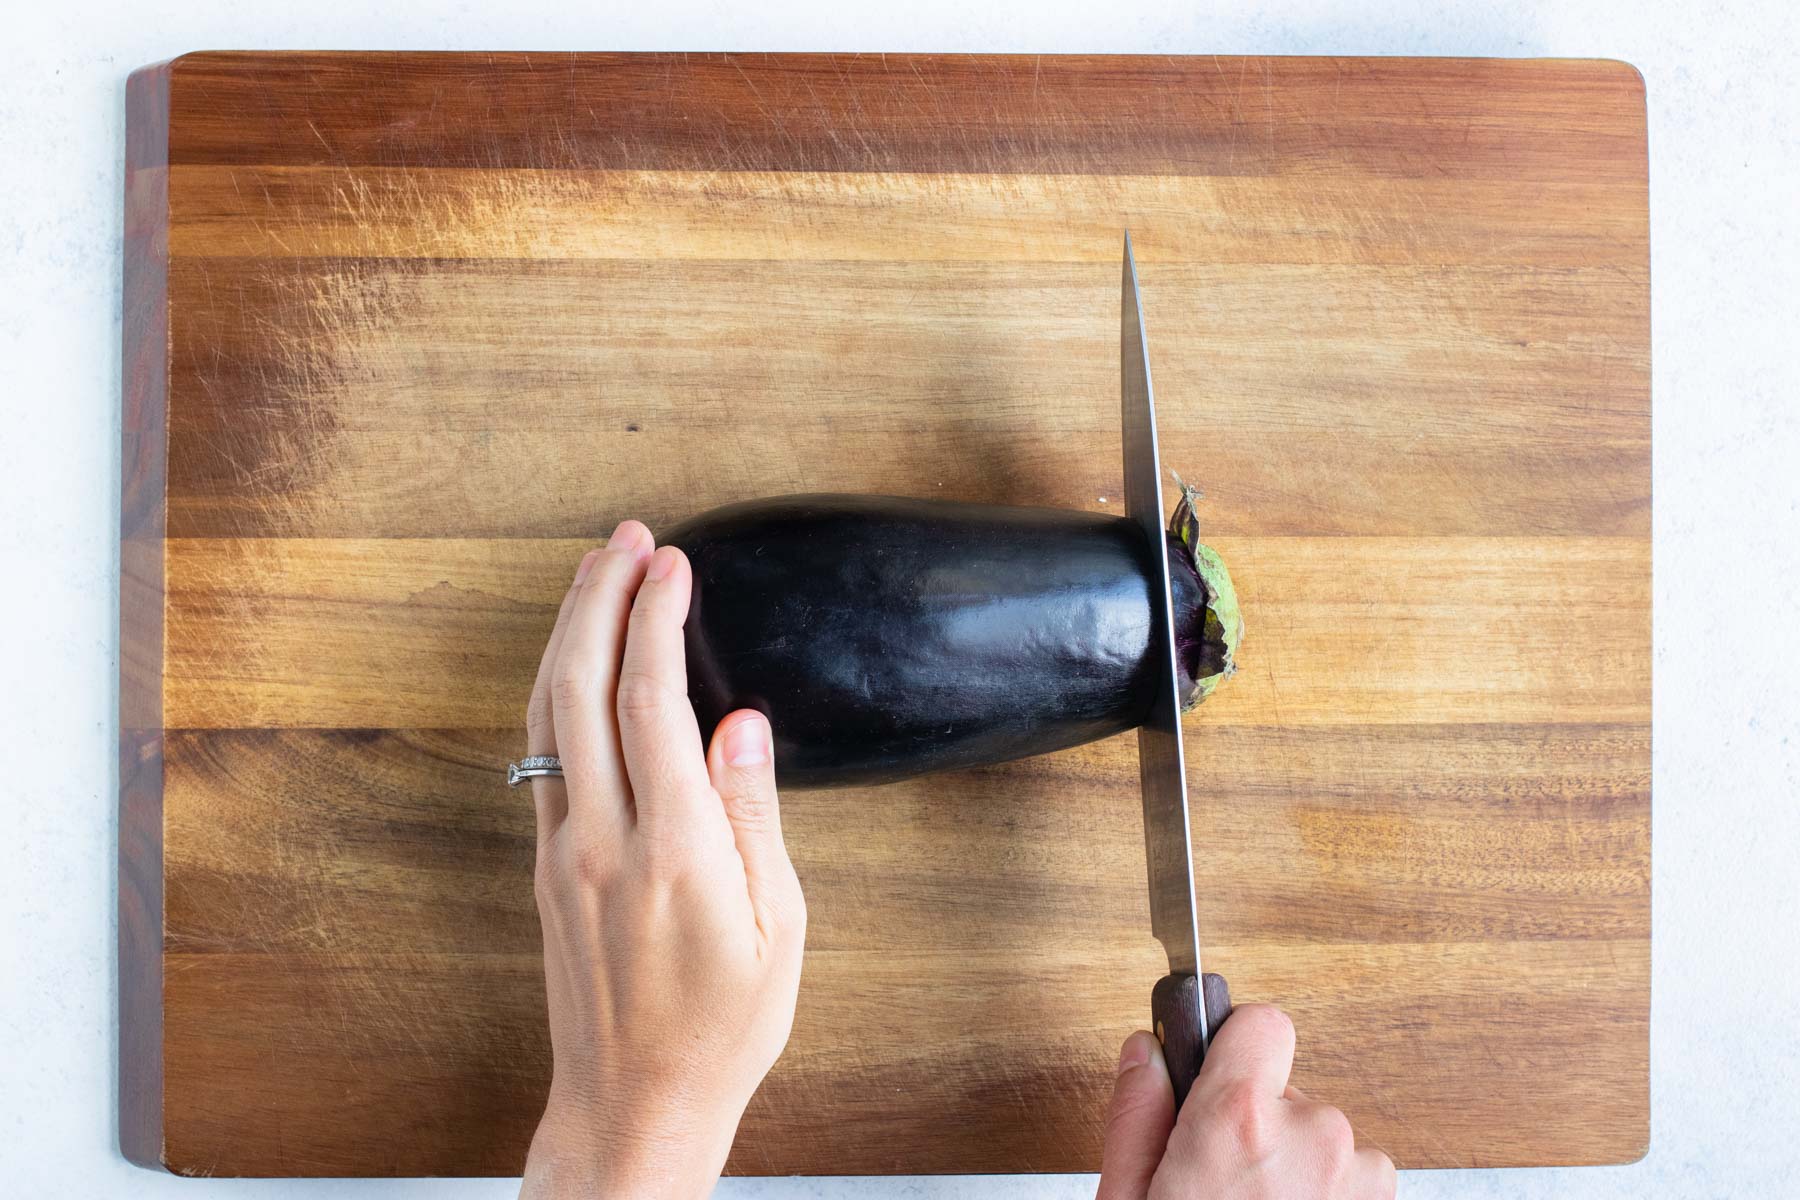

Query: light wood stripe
left=161, top=722, right=1646, bottom=956
left=163, top=255, right=1647, bottom=538
left=167, top=258, right=1648, bottom=434
left=162, top=536, right=1649, bottom=730
left=169, top=167, right=1647, bottom=266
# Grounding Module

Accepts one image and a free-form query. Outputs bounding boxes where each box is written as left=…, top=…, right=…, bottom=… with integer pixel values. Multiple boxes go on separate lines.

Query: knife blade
left=1120, top=232, right=1232, bottom=1108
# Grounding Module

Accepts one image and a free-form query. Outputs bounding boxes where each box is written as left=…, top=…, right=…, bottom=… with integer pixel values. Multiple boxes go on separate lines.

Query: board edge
left=154, top=51, right=1657, bottom=181
left=120, top=56, right=172, bottom=1173
left=135, top=48, right=1655, bottom=1175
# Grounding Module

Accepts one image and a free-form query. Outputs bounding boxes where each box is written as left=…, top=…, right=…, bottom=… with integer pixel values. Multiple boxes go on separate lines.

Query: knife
left=1120, top=232, right=1233, bottom=1109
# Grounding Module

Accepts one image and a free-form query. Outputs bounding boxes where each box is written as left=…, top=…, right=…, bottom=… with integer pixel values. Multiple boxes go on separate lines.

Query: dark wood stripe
left=120, top=58, right=172, bottom=1172
left=166, top=52, right=1648, bottom=181
left=159, top=938, right=1646, bottom=1175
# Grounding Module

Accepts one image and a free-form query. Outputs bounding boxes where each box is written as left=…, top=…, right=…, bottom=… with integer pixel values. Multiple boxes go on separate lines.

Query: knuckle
left=580, top=551, right=624, bottom=591
left=1374, top=1150, right=1398, bottom=1196
left=614, top=669, right=669, bottom=720
left=1214, top=1081, right=1272, bottom=1156
left=726, top=783, right=776, bottom=827
left=627, top=587, right=666, bottom=626
left=569, top=839, right=624, bottom=889
left=531, top=863, right=557, bottom=909
left=533, top=841, right=569, bottom=900
left=1317, top=1105, right=1354, bottom=1156
left=633, top=828, right=694, bottom=882
left=550, top=666, right=595, bottom=709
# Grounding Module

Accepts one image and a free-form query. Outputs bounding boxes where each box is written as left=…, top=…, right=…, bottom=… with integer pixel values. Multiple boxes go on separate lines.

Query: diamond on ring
left=507, top=755, right=564, bottom=787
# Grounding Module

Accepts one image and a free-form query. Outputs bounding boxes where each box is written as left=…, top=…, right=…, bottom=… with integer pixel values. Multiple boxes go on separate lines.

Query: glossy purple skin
left=664, top=494, right=1206, bottom=789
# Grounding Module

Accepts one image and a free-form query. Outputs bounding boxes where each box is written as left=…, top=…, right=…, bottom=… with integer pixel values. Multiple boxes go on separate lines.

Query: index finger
left=615, top=545, right=714, bottom=831
left=1191, top=1004, right=1296, bottom=1100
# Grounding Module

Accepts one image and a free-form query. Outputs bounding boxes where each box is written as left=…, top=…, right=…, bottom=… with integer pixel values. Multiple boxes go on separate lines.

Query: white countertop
left=5, top=0, right=1798, bottom=1194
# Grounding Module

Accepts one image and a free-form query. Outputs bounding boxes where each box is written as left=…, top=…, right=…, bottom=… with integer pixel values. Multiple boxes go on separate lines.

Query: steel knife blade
left=1120, top=232, right=1231, bottom=1108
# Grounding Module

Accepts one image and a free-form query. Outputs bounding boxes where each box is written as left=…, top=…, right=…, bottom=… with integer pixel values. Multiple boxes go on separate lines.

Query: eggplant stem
left=1169, top=470, right=1206, bottom=554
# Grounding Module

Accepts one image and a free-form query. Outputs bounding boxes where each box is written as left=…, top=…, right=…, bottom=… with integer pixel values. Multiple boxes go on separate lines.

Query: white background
left=4, top=1, right=1797, bottom=1196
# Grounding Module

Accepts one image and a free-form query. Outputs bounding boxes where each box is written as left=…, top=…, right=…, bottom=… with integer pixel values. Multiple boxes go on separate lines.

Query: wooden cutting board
left=121, top=52, right=1650, bottom=1177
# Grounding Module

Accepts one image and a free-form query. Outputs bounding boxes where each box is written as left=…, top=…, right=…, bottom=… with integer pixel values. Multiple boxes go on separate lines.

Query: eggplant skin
left=664, top=494, right=1166, bottom=789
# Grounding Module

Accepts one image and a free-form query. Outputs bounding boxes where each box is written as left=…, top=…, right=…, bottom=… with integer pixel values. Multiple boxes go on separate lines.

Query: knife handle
left=1152, top=971, right=1233, bottom=1109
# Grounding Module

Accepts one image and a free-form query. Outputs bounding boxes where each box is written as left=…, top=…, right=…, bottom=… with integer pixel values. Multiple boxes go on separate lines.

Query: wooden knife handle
left=1152, top=971, right=1233, bottom=1109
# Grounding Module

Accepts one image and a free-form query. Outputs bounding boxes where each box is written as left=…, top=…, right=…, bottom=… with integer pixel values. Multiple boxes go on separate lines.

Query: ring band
left=507, top=755, right=563, bottom=787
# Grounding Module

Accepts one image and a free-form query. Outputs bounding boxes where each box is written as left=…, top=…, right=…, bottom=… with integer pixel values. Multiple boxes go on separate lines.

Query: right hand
left=1096, top=1005, right=1396, bottom=1200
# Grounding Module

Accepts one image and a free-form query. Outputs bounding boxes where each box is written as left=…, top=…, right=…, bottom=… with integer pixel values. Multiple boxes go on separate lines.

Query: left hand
left=519, top=521, right=808, bottom=1199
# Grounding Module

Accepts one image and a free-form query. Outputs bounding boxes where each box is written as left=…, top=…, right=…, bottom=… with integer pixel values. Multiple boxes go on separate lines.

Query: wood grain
left=168, top=169, right=1647, bottom=265
left=163, top=255, right=1647, bottom=539
left=122, top=52, right=1650, bottom=1176
left=160, top=536, right=1648, bottom=730
left=159, top=53, right=1647, bottom=181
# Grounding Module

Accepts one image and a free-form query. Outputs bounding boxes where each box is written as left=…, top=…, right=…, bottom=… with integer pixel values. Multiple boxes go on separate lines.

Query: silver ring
left=507, top=755, right=563, bottom=787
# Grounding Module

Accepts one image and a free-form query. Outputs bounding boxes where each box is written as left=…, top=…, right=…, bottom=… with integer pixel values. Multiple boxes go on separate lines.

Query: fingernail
left=573, top=549, right=601, bottom=584
left=644, top=546, right=678, bottom=583
left=1118, top=1032, right=1152, bottom=1075
left=607, top=521, right=642, bottom=554
left=724, top=715, right=770, bottom=767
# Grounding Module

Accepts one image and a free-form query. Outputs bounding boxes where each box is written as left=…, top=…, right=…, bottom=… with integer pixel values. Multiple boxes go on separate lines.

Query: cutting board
left=121, top=52, right=1650, bottom=1176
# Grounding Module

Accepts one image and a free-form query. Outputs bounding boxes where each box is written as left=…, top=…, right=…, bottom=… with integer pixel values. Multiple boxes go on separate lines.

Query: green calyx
left=1186, top=541, right=1243, bottom=702
left=1170, top=473, right=1244, bottom=706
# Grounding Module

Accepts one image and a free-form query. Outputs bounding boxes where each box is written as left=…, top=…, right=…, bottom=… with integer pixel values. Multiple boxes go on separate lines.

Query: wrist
left=524, top=1131, right=714, bottom=1199
left=524, top=1092, right=732, bottom=1199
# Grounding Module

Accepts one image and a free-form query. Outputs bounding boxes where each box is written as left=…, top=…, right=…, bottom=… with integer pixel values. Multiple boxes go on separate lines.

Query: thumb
left=706, top=710, right=798, bottom=923
left=1096, top=1031, right=1176, bottom=1200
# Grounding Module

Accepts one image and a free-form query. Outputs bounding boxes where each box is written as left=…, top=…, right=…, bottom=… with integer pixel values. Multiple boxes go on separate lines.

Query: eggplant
left=664, top=483, right=1242, bottom=788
